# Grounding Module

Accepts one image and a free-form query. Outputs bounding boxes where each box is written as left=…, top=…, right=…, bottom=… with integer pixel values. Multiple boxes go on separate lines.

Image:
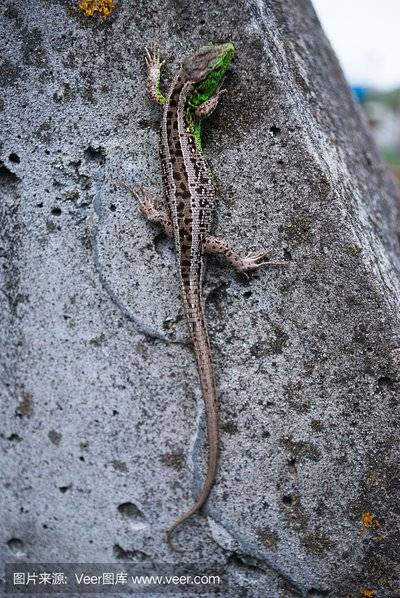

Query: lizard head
left=182, top=42, right=235, bottom=107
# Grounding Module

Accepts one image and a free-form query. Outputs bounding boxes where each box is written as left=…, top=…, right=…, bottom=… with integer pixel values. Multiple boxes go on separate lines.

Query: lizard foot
left=237, top=251, right=287, bottom=280
left=145, top=42, right=165, bottom=70
left=121, top=181, right=173, bottom=235
left=121, top=183, right=156, bottom=218
left=195, top=89, right=227, bottom=119
left=133, top=187, right=157, bottom=219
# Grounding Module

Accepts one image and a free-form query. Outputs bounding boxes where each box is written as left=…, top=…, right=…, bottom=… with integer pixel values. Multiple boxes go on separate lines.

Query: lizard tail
left=166, top=289, right=218, bottom=553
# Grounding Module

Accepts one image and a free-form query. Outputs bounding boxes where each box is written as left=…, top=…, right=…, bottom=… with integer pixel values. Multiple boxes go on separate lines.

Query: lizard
left=128, top=42, right=285, bottom=552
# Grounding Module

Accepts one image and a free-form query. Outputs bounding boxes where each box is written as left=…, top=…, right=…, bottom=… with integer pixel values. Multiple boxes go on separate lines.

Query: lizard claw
left=134, top=187, right=155, bottom=216
left=245, top=250, right=271, bottom=262
left=120, top=181, right=156, bottom=216
left=255, top=260, right=288, bottom=267
left=238, top=250, right=287, bottom=276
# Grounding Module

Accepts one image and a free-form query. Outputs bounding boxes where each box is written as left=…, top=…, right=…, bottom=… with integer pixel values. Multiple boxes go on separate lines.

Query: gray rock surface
left=1, top=1, right=400, bottom=596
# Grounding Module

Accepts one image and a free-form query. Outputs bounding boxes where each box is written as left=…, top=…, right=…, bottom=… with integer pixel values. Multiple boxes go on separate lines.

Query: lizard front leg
left=204, top=235, right=286, bottom=277
left=195, top=89, right=226, bottom=119
left=145, top=44, right=166, bottom=106
left=126, top=185, right=173, bottom=237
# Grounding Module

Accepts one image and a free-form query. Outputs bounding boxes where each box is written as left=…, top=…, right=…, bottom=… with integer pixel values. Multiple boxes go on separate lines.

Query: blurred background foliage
left=360, top=88, right=400, bottom=179
left=313, top=0, right=400, bottom=181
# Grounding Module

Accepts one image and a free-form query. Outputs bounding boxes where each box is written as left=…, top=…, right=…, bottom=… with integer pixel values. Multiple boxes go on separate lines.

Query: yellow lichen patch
left=79, top=0, right=113, bottom=17
left=360, top=589, right=376, bottom=598
left=361, top=511, right=381, bottom=528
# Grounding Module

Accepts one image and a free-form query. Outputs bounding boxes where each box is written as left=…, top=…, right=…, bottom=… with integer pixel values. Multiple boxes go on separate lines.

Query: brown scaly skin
left=128, top=43, right=285, bottom=552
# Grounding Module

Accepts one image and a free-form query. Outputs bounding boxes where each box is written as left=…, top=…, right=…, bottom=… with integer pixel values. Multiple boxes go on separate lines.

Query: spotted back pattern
left=160, top=62, right=219, bottom=546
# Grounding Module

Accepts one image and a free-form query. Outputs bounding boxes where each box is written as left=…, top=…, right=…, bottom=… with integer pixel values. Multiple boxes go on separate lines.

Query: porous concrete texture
left=1, top=1, right=400, bottom=596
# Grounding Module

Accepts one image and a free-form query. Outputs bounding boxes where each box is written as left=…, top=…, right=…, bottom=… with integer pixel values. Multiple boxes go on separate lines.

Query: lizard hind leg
left=204, top=235, right=286, bottom=279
